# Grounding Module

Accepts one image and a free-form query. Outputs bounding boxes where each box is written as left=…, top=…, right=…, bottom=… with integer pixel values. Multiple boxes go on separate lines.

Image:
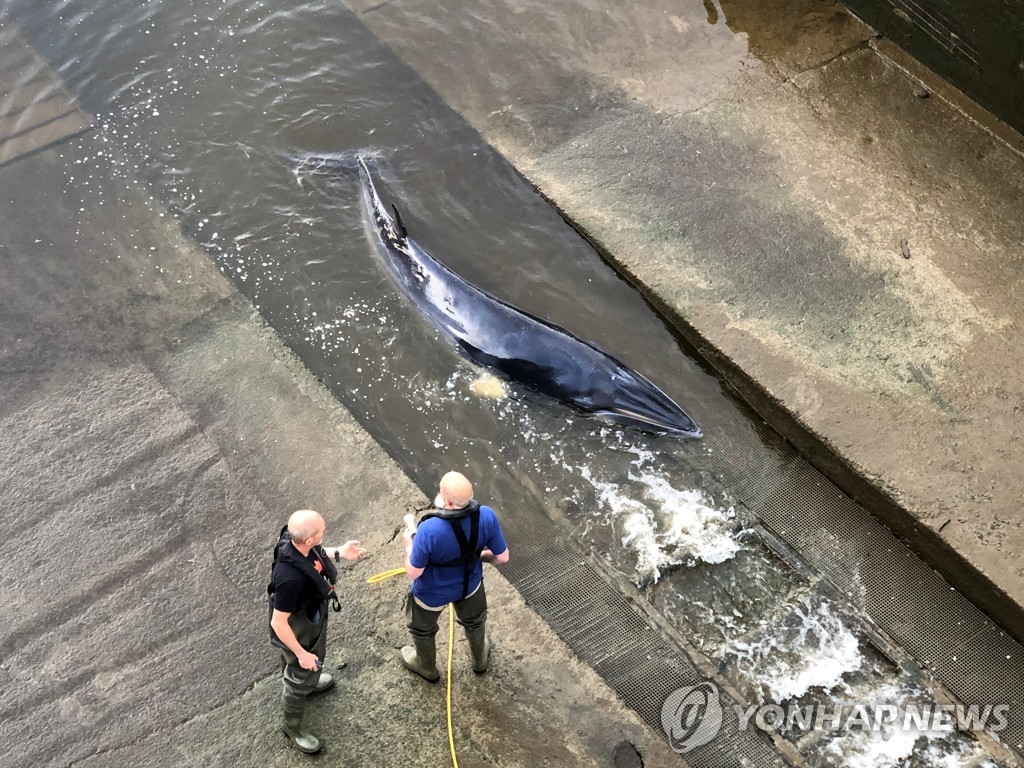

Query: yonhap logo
left=661, top=682, right=724, bottom=753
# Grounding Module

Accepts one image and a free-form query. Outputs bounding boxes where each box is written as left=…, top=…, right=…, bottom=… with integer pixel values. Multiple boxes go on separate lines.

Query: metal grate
left=886, top=0, right=983, bottom=71
left=461, top=362, right=1024, bottom=765
left=756, top=461, right=1024, bottom=755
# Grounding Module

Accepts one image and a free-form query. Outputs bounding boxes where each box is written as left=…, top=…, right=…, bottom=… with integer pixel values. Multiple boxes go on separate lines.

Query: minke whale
left=356, top=157, right=702, bottom=438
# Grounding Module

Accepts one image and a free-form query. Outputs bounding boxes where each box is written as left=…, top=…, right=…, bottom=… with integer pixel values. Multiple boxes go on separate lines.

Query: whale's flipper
left=391, top=203, right=408, bottom=239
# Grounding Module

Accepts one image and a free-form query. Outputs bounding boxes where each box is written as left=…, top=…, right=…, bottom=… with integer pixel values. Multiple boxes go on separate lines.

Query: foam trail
left=582, top=467, right=739, bottom=584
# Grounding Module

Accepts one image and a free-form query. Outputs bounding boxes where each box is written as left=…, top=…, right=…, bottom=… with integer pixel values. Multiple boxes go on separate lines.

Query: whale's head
left=591, top=368, right=702, bottom=438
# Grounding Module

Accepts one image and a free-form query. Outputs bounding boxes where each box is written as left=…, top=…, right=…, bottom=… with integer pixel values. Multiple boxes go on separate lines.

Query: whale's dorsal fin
left=391, top=203, right=408, bottom=239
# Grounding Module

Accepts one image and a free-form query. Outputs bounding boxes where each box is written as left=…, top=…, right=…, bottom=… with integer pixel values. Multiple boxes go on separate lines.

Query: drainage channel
left=5, top=1, right=1022, bottom=765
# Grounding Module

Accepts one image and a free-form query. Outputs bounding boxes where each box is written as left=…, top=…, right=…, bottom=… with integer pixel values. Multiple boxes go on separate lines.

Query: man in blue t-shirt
left=401, top=471, right=510, bottom=681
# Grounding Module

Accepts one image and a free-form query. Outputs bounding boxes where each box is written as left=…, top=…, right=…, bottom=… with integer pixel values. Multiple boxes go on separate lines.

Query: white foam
left=823, top=725, right=922, bottom=768
left=819, top=682, right=996, bottom=768
left=583, top=469, right=739, bottom=583
left=729, top=599, right=862, bottom=702
left=920, top=740, right=997, bottom=768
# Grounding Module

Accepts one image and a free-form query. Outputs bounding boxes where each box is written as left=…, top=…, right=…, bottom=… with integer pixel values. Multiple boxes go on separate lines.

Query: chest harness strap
left=421, top=503, right=483, bottom=601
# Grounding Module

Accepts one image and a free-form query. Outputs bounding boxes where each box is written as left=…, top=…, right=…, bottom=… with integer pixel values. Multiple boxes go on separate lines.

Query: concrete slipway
left=0, top=137, right=680, bottom=767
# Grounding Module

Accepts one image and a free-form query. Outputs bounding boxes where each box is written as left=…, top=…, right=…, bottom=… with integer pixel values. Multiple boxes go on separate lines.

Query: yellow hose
left=446, top=606, right=458, bottom=768
left=366, top=567, right=407, bottom=584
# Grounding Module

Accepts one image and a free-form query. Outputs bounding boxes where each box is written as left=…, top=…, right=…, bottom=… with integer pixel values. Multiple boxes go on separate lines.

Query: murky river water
left=3, top=0, right=1011, bottom=764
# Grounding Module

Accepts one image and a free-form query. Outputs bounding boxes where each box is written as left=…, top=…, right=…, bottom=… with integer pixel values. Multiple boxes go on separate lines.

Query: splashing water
left=728, top=598, right=863, bottom=702
left=581, top=468, right=739, bottom=584
left=818, top=681, right=1002, bottom=768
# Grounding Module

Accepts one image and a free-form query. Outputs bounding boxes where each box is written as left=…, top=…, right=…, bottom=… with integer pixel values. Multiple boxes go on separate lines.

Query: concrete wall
left=840, top=0, right=1024, bottom=133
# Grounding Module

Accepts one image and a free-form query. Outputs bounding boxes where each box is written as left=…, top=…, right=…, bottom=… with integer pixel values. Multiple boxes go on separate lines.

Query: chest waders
left=266, top=526, right=340, bottom=754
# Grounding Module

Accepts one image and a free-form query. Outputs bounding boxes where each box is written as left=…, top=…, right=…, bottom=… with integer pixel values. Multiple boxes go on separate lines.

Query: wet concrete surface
left=0, top=144, right=682, bottom=766
left=838, top=0, right=1024, bottom=135
left=0, top=25, right=92, bottom=166
left=344, top=0, right=1024, bottom=641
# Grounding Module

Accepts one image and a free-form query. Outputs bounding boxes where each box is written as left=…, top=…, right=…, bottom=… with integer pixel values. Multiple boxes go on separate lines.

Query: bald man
left=269, top=509, right=365, bottom=754
left=401, top=471, right=509, bottom=681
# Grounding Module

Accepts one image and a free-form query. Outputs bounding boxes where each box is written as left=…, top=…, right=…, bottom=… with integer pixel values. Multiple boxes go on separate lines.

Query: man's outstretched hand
left=336, top=540, right=366, bottom=561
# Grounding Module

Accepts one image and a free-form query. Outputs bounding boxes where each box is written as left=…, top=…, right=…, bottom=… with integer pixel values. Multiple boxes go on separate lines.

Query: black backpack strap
left=312, top=545, right=342, bottom=612
left=446, top=508, right=481, bottom=600
left=267, top=524, right=290, bottom=596
left=416, top=502, right=484, bottom=599
left=268, top=531, right=339, bottom=611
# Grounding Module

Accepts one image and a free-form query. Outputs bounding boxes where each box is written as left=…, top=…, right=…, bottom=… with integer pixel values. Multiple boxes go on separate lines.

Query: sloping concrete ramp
left=0, top=18, right=92, bottom=167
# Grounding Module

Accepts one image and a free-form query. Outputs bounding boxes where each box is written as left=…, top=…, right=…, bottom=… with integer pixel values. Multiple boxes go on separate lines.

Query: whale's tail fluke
left=356, top=155, right=411, bottom=250
left=292, top=150, right=391, bottom=190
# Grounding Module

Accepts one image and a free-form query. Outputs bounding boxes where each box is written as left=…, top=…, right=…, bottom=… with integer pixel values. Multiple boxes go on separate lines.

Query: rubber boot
left=282, top=705, right=321, bottom=754
left=312, top=672, right=334, bottom=694
left=400, top=636, right=440, bottom=682
left=465, top=628, right=490, bottom=674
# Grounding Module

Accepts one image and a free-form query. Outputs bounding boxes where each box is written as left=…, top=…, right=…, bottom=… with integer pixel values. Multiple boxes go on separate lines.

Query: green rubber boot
left=400, top=636, right=440, bottom=682
left=465, top=628, right=490, bottom=674
left=282, top=706, right=321, bottom=754
left=313, top=672, right=334, bottom=694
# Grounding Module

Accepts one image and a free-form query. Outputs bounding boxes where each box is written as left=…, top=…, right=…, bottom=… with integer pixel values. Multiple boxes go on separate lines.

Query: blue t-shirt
left=410, top=505, right=507, bottom=607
